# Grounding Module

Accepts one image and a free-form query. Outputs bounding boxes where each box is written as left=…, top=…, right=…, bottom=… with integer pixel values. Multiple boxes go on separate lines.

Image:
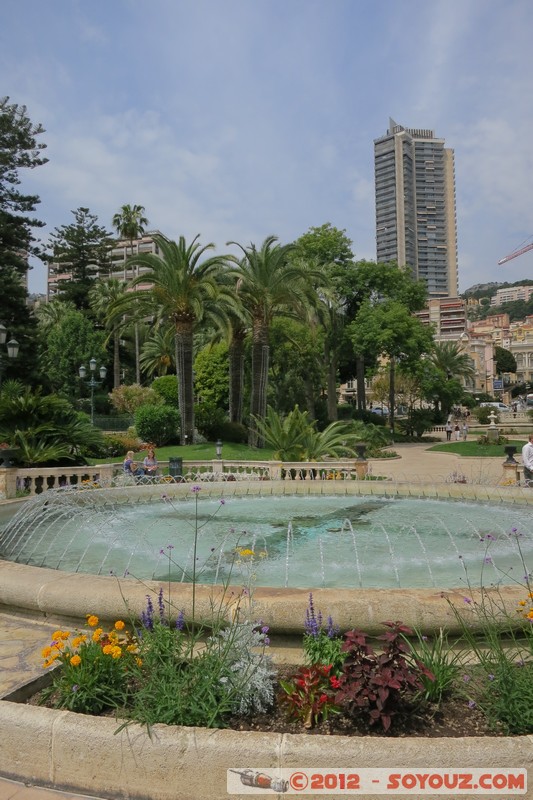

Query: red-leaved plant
left=279, top=663, right=340, bottom=729
left=334, top=621, right=435, bottom=732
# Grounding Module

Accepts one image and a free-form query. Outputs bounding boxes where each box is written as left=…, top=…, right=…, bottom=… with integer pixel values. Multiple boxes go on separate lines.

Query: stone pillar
left=501, top=461, right=519, bottom=485
left=0, top=468, right=18, bottom=500
left=354, top=461, right=369, bottom=480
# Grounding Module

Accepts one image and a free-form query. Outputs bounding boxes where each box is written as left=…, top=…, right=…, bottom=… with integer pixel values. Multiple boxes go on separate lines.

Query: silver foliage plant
left=212, top=622, right=277, bottom=715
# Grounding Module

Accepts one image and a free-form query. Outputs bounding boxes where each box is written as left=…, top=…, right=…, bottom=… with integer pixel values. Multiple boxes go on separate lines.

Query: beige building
left=47, top=231, right=162, bottom=300
left=490, top=285, right=533, bottom=306
left=416, top=297, right=467, bottom=340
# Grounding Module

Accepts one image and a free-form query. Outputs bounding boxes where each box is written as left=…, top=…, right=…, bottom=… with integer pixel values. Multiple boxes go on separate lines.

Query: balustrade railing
left=0, top=459, right=371, bottom=500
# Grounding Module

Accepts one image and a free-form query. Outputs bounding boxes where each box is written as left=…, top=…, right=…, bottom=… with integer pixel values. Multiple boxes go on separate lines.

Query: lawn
left=96, top=441, right=277, bottom=465
left=428, top=439, right=525, bottom=457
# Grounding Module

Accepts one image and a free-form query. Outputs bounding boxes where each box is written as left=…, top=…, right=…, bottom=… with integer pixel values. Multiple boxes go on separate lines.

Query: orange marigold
left=114, top=620, right=125, bottom=630
left=92, top=628, right=103, bottom=642
left=86, top=615, right=99, bottom=627
left=70, top=655, right=81, bottom=667
left=102, top=644, right=114, bottom=655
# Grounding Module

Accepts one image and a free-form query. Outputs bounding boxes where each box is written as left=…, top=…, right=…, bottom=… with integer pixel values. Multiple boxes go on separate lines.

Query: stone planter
left=0, top=700, right=531, bottom=800
left=0, top=448, right=19, bottom=468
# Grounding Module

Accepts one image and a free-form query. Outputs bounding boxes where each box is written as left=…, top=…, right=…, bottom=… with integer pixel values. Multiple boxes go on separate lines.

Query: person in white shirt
left=521, top=434, right=533, bottom=486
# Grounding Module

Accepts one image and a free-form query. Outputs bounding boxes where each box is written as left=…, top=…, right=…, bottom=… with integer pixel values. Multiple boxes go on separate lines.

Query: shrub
left=194, top=401, right=226, bottom=440
left=101, top=433, right=142, bottom=457
left=352, top=409, right=386, bottom=426
left=151, top=375, right=179, bottom=409
left=218, top=420, right=248, bottom=443
left=335, top=622, right=434, bottom=731
left=134, top=404, right=180, bottom=446
left=474, top=406, right=499, bottom=425
left=109, top=384, right=162, bottom=415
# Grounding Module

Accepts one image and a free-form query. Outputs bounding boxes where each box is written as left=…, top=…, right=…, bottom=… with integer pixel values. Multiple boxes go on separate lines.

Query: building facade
left=374, top=118, right=458, bottom=299
left=47, top=231, right=161, bottom=301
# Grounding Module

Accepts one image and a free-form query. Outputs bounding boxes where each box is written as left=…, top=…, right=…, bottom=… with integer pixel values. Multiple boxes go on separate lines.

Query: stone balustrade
left=0, top=458, right=369, bottom=500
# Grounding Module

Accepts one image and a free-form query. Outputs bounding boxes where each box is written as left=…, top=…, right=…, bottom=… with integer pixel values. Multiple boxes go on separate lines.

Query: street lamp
left=0, top=324, right=20, bottom=390
left=79, top=358, right=107, bottom=424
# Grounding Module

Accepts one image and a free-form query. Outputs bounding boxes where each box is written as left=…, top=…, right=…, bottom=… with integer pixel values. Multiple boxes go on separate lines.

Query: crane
left=498, top=237, right=533, bottom=265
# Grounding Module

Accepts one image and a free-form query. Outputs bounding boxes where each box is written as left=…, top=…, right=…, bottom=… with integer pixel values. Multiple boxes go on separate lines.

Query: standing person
left=522, top=434, right=533, bottom=487
left=462, top=422, right=468, bottom=441
left=143, top=446, right=158, bottom=477
left=454, top=424, right=461, bottom=441
left=445, top=420, right=453, bottom=441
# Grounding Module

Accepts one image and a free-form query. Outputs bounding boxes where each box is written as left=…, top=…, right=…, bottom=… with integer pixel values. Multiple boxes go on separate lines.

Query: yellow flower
left=52, top=640, right=64, bottom=651
left=108, top=631, right=119, bottom=643
left=114, top=620, right=125, bottom=630
left=519, top=600, right=526, bottom=606
left=43, top=656, right=58, bottom=669
left=41, top=646, right=52, bottom=659
left=52, top=630, right=64, bottom=640
left=102, top=644, right=114, bottom=655
left=60, top=631, right=70, bottom=640
left=238, top=548, right=255, bottom=557
left=135, top=657, right=143, bottom=667
left=527, top=611, right=533, bottom=620
left=70, top=654, right=81, bottom=667
left=86, top=615, right=99, bottom=627
left=111, top=646, right=122, bottom=659
left=126, top=644, right=138, bottom=653
left=92, top=628, right=103, bottom=642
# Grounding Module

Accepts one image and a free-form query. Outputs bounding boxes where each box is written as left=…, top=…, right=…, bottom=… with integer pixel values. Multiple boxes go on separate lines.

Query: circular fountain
left=1, top=485, right=532, bottom=590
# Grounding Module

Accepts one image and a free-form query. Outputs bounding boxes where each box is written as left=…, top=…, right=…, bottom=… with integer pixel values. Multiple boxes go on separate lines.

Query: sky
left=2, top=0, right=533, bottom=296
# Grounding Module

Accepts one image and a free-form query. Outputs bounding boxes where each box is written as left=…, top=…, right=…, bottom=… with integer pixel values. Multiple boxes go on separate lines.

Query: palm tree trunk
left=326, top=351, right=338, bottom=421
left=113, top=331, right=121, bottom=388
left=249, top=318, right=269, bottom=447
left=175, top=321, right=195, bottom=444
left=229, top=330, right=245, bottom=424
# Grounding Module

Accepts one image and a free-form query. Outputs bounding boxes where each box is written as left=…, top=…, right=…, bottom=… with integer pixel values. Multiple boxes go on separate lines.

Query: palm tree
left=89, top=278, right=129, bottom=388
left=112, top=204, right=149, bottom=382
left=226, top=236, right=319, bottom=447
left=430, top=341, right=475, bottom=383
left=119, top=233, right=234, bottom=444
left=140, top=324, right=176, bottom=377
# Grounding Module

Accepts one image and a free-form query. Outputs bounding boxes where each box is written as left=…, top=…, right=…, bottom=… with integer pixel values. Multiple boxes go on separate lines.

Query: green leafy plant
left=335, top=622, right=434, bottom=731
left=279, top=663, right=340, bottom=729
left=134, top=403, right=180, bottom=445
left=404, top=628, right=462, bottom=704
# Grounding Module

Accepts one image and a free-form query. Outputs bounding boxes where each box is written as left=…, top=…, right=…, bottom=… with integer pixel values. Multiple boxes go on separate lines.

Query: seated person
left=123, top=450, right=144, bottom=477
left=143, top=446, right=158, bottom=477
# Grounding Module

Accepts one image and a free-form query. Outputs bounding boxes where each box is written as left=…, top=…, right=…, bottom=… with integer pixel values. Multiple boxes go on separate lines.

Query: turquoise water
left=1, top=493, right=532, bottom=589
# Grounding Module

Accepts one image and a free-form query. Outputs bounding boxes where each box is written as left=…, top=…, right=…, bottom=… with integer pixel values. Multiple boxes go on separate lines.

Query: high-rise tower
left=374, top=118, right=458, bottom=298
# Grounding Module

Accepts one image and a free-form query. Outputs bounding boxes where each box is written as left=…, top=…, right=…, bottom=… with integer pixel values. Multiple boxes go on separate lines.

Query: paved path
left=0, top=438, right=524, bottom=799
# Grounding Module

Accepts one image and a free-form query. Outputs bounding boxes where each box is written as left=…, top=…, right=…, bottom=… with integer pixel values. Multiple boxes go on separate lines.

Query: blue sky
left=3, top=0, right=533, bottom=295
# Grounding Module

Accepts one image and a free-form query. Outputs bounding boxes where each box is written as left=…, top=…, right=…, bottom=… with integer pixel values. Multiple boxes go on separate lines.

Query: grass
left=428, top=439, right=525, bottom=457
left=94, top=442, right=277, bottom=465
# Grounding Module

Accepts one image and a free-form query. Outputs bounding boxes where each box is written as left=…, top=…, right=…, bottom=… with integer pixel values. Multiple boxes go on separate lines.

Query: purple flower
left=167, top=544, right=174, bottom=550
left=484, top=557, right=493, bottom=564
left=488, top=674, right=495, bottom=681
left=219, top=498, right=226, bottom=505
left=463, top=674, right=471, bottom=682
left=191, top=485, right=202, bottom=493
left=140, top=595, right=154, bottom=631
left=72, top=684, right=79, bottom=693
left=261, top=625, right=269, bottom=634
left=421, top=635, right=428, bottom=641
left=158, top=587, right=165, bottom=619
left=160, top=549, right=165, bottom=555
left=463, top=597, right=472, bottom=604
left=468, top=700, right=476, bottom=709
left=176, top=609, right=185, bottom=631
left=161, top=493, right=168, bottom=500
left=264, top=637, right=270, bottom=646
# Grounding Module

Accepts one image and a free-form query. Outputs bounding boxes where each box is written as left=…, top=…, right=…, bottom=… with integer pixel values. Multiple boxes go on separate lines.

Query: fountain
left=1, top=483, right=533, bottom=590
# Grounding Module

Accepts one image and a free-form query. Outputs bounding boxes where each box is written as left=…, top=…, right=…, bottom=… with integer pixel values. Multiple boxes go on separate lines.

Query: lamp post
left=0, top=324, right=20, bottom=391
left=216, top=439, right=223, bottom=459
left=79, top=358, right=107, bottom=424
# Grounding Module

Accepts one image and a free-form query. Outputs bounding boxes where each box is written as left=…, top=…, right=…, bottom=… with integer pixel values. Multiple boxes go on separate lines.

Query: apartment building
left=47, top=231, right=162, bottom=300
left=490, top=285, right=533, bottom=306
left=415, top=297, right=467, bottom=341
left=374, top=118, right=458, bottom=299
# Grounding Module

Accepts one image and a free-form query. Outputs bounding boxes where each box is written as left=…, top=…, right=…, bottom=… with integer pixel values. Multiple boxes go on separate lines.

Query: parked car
left=370, top=406, right=389, bottom=416
left=479, top=402, right=510, bottom=412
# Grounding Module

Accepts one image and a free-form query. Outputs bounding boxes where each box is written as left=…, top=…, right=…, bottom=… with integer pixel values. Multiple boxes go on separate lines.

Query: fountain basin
left=1, top=700, right=531, bottom=800
left=2, top=481, right=533, bottom=590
